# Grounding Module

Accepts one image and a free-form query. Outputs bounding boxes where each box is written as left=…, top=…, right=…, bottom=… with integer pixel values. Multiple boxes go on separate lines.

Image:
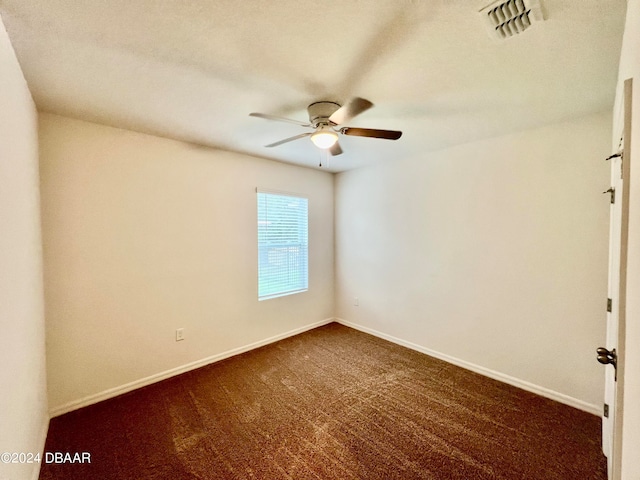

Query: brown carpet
left=39, top=323, right=606, bottom=479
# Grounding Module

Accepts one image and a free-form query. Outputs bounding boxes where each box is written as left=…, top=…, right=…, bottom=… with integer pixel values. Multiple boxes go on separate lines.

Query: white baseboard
left=49, top=317, right=334, bottom=417
left=49, top=317, right=601, bottom=418
left=335, top=318, right=601, bottom=416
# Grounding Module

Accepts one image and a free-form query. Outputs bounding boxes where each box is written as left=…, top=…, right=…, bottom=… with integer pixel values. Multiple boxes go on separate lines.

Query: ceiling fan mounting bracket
left=307, top=101, right=341, bottom=127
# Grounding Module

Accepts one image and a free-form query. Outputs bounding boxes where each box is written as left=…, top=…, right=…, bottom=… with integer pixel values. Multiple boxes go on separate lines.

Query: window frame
left=256, top=189, right=309, bottom=301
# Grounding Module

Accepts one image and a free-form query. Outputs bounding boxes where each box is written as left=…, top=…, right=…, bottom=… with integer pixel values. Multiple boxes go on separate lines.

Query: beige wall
left=39, top=114, right=334, bottom=414
left=613, top=0, right=640, bottom=477
left=0, top=17, right=49, bottom=480
left=335, top=111, right=611, bottom=412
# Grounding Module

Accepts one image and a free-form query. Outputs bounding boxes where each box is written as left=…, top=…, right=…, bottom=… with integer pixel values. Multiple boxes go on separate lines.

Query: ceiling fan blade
left=265, top=132, right=312, bottom=147
left=329, top=141, right=343, bottom=156
left=328, top=97, right=374, bottom=125
left=250, top=112, right=311, bottom=127
left=341, top=127, right=402, bottom=140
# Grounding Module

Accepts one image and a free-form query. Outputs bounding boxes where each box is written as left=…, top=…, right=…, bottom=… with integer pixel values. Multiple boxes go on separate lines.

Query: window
left=257, top=191, right=308, bottom=300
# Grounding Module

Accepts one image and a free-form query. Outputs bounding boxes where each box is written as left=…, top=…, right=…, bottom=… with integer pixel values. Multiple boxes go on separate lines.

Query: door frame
left=608, top=77, right=632, bottom=480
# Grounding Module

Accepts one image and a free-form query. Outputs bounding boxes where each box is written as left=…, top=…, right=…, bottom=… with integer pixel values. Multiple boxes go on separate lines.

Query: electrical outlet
left=354, top=297, right=359, bottom=306
left=176, top=328, right=185, bottom=341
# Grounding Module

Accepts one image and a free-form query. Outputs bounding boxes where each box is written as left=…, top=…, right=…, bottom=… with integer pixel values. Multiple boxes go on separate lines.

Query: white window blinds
left=257, top=191, right=308, bottom=300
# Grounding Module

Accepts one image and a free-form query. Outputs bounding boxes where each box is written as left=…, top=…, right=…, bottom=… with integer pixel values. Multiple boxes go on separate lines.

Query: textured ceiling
left=0, top=0, right=628, bottom=172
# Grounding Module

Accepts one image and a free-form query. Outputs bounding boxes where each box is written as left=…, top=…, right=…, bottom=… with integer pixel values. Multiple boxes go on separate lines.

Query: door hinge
left=603, top=187, right=615, bottom=204
left=607, top=298, right=612, bottom=313
left=604, top=403, right=609, bottom=418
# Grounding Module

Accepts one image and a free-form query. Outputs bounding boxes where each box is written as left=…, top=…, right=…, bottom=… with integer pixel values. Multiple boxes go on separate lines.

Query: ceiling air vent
left=479, top=0, right=545, bottom=39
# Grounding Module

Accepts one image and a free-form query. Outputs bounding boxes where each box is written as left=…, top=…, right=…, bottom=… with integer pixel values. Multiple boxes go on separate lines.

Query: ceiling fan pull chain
left=319, top=149, right=327, bottom=167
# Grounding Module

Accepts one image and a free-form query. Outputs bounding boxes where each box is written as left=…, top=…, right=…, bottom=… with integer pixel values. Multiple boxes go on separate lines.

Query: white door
left=602, top=151, right=622, bottom=476
left=601, top=78, right=632, bottom=480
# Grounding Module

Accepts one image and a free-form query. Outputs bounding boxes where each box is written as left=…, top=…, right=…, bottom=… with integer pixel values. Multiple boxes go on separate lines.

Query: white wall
left=613, top=0, right=640, bottom=477
left=39, top=114, right=334, bottom=414
left=0, top=16, right=49, bottom=480
left=335, top=111, right=611, bottom=412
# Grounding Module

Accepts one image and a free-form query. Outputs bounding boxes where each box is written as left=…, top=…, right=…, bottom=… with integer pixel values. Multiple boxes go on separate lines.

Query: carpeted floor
left=40, top=323, right=607, bottom=479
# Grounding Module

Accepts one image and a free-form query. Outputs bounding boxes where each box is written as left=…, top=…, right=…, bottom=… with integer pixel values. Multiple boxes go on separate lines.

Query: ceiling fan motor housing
left=308, top=101, right=341, bottom=127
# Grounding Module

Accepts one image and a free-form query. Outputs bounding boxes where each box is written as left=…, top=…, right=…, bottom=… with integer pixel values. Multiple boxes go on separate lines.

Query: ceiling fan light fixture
left=310, top=127, right=338, bottom=149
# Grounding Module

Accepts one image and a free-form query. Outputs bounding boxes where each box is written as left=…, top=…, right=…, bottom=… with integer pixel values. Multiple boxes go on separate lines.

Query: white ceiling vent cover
left=479, top=0, right=545, bottom=39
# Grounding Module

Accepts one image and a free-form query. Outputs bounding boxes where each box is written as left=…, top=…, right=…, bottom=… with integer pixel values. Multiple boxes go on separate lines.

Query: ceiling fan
left=249, top=97, right=402, bottom=156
